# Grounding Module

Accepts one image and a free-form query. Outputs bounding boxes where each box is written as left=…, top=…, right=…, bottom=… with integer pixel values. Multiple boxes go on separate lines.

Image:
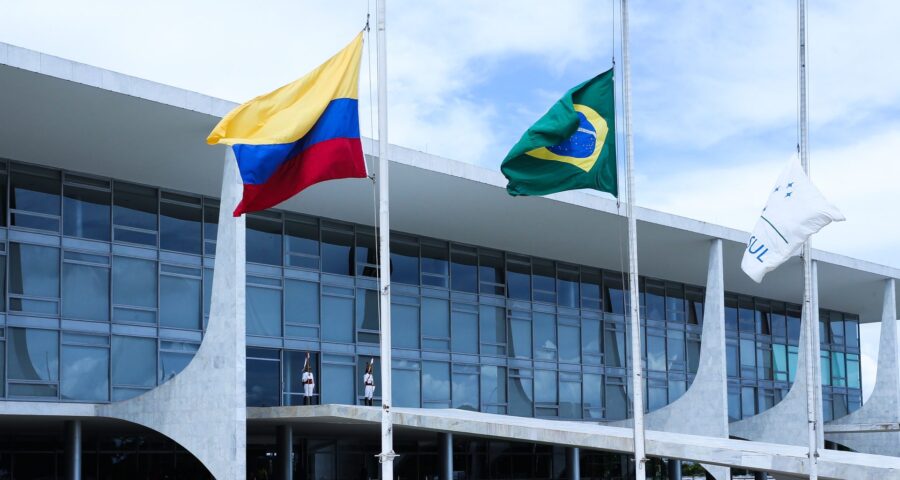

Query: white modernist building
left=0, top=42, right=899, bottom=479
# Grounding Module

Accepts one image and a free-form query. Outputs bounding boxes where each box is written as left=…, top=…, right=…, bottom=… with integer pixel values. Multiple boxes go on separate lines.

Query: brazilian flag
left=501, top=68, right=617, bottom=197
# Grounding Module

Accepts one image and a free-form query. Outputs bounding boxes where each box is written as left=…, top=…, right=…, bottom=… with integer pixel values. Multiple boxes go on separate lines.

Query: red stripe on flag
left=233, top=137, right=366, bottom=216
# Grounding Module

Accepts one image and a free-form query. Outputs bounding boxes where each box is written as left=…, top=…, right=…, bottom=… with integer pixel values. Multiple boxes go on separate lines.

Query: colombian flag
left=207, top=33, right=367, bottom=216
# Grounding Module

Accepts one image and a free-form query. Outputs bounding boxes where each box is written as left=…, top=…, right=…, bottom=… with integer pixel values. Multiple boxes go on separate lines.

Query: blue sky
left=3, top=0, right=898, bottom=397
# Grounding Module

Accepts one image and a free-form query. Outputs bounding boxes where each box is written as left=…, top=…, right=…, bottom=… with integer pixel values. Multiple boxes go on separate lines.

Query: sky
left=1, top=0, right=897, bottom=399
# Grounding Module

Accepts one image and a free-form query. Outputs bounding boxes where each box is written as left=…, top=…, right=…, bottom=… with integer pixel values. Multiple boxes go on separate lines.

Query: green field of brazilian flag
left=501, top=68, right=617, bottom=197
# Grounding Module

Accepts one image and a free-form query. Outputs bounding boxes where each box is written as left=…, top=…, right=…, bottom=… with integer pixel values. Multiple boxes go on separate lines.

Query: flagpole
left=375, top=0, right=397, bottom=476
left=620, top=0, right=646, bottom=478
left=798, top=0, right=819, bottom=478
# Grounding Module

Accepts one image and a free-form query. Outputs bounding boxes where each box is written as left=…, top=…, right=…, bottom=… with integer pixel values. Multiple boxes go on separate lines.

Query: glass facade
left=0, top=159, right=863, bottom=423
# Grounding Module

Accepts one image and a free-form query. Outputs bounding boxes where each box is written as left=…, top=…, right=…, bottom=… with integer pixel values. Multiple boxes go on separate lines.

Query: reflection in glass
left=478, top=250, right=504, bottom=295
left=321, top=227, right=353, bottom=275
left=356, top=289, right=379, bottom=342
left=450, top=246, right=477, bottom=293
left=286, top=218, right=319, bottom=269
left=285, top=280, right=319, bottom=326
left=112, top=336, right=156, bottom=387
left=322, top=362, right=354, bottom=404
left=322, top=295, right=354, bottom=343
left=606, top=380, right=627, bottom=420
left=509, top=369, right=533, bottom=417
left=557, top=266, right=579, bottom=308
left=422, top=297, right=450, bottom=350
left=509, top=312, right=532, bottom=359
left=479, top=305, right=506, bottom=355
left=160, top=273, right=201, bottom=330
left=647, top=333, right=666, bottom=371
left=247, top=216, right=282, bottom=266
left=9, top=243, right=60, bottom=307
left=532, top=259, right=555, bottom=304
left=393, top=360, right=421, bottom=408
left=583, top=373, right=603, bottom=419
left=113, top=257, right=157, bottom=323
left=62, top=261, right=109, bottom=321
left=391, top=237, right=419, bottom=285
left=61, top=345, right=109, bottom=401
left=605, top=326, right=625, bottom=368
left=247, top=348, right=280, bottom=407
left=8, top=328, right=59, bottom=382
left=421, top=241, right=449, bottom=288
left=160, top=201, right=202, bottom=254
left=10, top=165, right=60, bottom=231
left=423, top=361, right=450, bottom=407
left=247, top=284, right=282, bottom=337
left=559, top=323, right=580, bottom=364
left=452, top=364, right=478, bottom=411
left=355, top=232, right=377, bottom=277
left=533, top=313, right=557, bottom=360
left=451, top=304, right=478, bottom=354
left=559, top=373, right=581, bottom=418
left=535, top=370, right=557, bottom=405
left=113, top=182, right=157, bottom=245
left=393, top=301, right=420, bottom=349
left=64, top=184, right=110, bottom=241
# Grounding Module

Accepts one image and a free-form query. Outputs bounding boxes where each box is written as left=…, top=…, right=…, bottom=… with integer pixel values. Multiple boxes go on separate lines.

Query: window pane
left=583, top=373, right=603, bottom=419
left=479, top=305, right=506, bottom=354
left=160, top=274, right=201, bottom=330
left=204, top=204, right=219, bottom=255
left=687, top=336, right=701, bottom=374
left=509, top=371, right=533, bottom=417
left=742, top=386, right=756, bottom=418
left=606, top=381, right=627, bottom=420
left=481, top=365, right=506, bottom=406
left=605, top=327, right=626, bottom=368
left=507, top=258, right=531, bottom=301
left=532, top=259, right=556, bottom=303
left=820, top=352, right=832, bottom=386
left=648, top=381, right=667, bottom=411
left=557, top=267, right=579, bottom=308
left=421, top=241, right=448, bottom=287
left=13, top=167, right=61, bottom=214
left=832, top=351, right=846, bottom=387
left=113, top=257, right=157, bottom=309
left=62, top=262, right=109, bottom=321
left=604, top=273, right=628, bottom=316
left=535, top=370, right=557, bottom=404
left=322, top=227, right=353, bottom=275
left=666, top=283, right=685, bottom=322
left=773, top=344, right=789, bottom=381
left=559, top=324, right=580, bottom=363
left=322, top=295, right=353, bottom=343
left=644, top=280, right=665, bottom=321
left=787, top=306, right=802, bottom=342
left=393, top=362, right=421, bottom=408
left=451, top=305, right=478, bottom=354
left=247, top=216, right=282, bottom=266
left=534, top=313, right=557, bottom=360
left=686, top=287, right=704, bottom=325
left=740, top=338, right=756, bottom=377
left=478, top=250, right=504, bottom=295
left=423, top=362, right=450, bottom=403
left=582, top=318, right=601, bottom=357
left=581, top=269, right=602, bottom=310
left=0, top=256, right=5, bottom=312
left=726, top=341, right=738, bottom=377
left=847, top=353, right=861, bottom=389
left=247, top=354, right=280, bottom=407
left=666, top=329, right=685, bottom=371
left=391, top=239, right=419, bottom=285
left=10, top=243, right=60, bottom=298
left=160, top=202, right=201, bottom=254
left=112, top=336, right=156, bottom=387
left=845, top=316, right=860, bottom=348
left=560, top=376, right=581, bottom=418
left=422, top=297, right=449, bottom=340
left=450, top=247, right=477, bottom=293
left=647, top=334, right=666, bottom=371
left=0, top=343, right=4, bottom=397
left=8, top=328, right=58, bottom=382
left=509, top=313, right=532, bottom=359
left=247, top=286, right=282, bottom=337
left=64, top=185, right=110, bottom=241
left=286, top=219, right=319, bottom=269
left=285, top=280, right=319, bottom=326
left=738, top=297, right=754, bottom=332
left=355, top=232, right=377, bottom=277
left=452, top=366, right=478, bottom=411
left=159, top=351, right=194, bottom=383
left=113, top=183, right=157, bottom=245
left=393, top=302, right=420, bottom=349
left=788, top=345, right=799, bottom=382
left=322, top=363, right=354, bottom=404
left=61, top=345, right=109, bottom=401
left=356, top=289, right=379, bottom=344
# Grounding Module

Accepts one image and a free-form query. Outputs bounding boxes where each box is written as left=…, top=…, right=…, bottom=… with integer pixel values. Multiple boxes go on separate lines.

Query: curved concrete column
left=98, top=149, right=246, bottom=479
left=827, top=278, right=899, bottom=455
left=731, top=263, right=824, bottom=452
left=613, top=240, right=730, bottom=480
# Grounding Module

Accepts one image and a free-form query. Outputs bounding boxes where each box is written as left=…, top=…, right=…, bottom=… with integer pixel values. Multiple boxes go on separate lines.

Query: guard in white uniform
left=302, top=363, right=315, bottom=405
left=363, top=362, right=376, bottom=406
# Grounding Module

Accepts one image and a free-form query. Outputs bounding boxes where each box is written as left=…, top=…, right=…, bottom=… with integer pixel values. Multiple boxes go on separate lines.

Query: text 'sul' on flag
left=741, top=156, right=845, bottom=283
left=207, top=33, right=367, bottom=216
left=501, top=68, right=617, bottom=197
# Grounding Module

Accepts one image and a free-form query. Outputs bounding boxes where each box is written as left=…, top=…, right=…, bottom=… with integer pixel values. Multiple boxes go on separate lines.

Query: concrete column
left=64, top=420, right=82, bottom=480
left=666, top=459, right=681, bottom=480
left=612, top=239, right=730, bottom=480
left=827, top=278, right=900, bottom=455
left=566, top=447, right=580, bottom=480
left=439, top=432, right=453, bottom=480
left=98, top=148, right=247, bottom=479
left=277, top=425, right=293, bottom=480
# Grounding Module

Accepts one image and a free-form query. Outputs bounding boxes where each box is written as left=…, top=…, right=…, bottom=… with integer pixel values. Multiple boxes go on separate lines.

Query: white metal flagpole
left=620, top=0, right=647, bottom=478
left=375, top=0, right=397, bottom=477
left=798, top=0, right=819, bottom=478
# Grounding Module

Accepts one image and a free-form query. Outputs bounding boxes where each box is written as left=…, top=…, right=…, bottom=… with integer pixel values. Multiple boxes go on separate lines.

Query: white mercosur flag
left=741, top=156, right=845, bottom=283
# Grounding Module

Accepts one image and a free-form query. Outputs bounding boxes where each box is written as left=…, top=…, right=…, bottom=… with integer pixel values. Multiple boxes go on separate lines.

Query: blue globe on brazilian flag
left=501, top=68, right=617, bottom=197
